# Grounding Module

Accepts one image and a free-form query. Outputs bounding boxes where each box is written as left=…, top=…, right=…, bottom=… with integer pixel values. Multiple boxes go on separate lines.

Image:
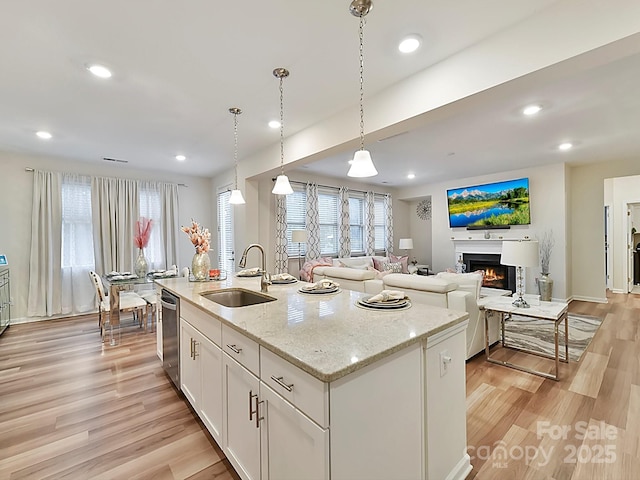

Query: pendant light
left=228, top=107, right=246, bottom=205
left=347, top=0, right=378, bottom=178
left=272, top=67, right=294, bottom=195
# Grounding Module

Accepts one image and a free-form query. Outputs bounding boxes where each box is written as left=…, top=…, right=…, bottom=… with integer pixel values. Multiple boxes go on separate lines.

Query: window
left=62, top=176, right=94, bottom=268
left=317, top=188, right=339, bottom=256
left=285, top=186, right=306, bottom=257
left=139, top=184, right=163, bottom=269
left=218, top=189, right=235, bottom=273
left=374, top=194, right=387, bottom=253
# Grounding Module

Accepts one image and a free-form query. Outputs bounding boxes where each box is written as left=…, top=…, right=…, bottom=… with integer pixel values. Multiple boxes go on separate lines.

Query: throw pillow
left=372, top=257, right=388, bottom=272
left=382, top=261, right=403, bottom=273
left=389, top=254, right=409, bottom=274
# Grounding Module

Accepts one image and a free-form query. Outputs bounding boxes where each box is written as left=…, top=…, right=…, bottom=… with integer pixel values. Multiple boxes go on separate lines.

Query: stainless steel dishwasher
left=161, top=289, right=180, bottom=389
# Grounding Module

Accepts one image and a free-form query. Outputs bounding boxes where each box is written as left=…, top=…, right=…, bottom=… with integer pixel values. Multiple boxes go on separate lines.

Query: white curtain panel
left=274, top=195, right=288, bottom=274
left=27, top=170, right=63, bottom=317
left=91, top=177, right=140, bottom=274
left=365, top=191, right=376, bottom=256
left=160, top=182, right=179, bottom=269
left=305, top=183, right=321, bottom=260
left=339, top=186, right=351, bottom=258
left=385, top=193, right=394, bottom=255
left=60, top=174, right=95, bottom=315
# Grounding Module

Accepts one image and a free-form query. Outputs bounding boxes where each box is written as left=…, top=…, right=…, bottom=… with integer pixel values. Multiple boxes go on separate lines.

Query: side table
left=483, top=297, right=569, bottom=381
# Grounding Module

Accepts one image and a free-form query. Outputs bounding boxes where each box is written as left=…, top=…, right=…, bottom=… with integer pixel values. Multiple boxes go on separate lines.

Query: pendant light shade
left=229, top=189, right=245, bottom=204
left=272, top=174, right=294, bottom=195
left=272, top=67, right=293, bottom=195
left=228, top=107, right=246, bottom=205
left=348, top=149, right=378, bottom=177
left=347, top=0, right=377, bottom=178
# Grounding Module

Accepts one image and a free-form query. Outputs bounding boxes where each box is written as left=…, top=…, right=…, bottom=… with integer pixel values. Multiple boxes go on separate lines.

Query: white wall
left=0, top=150, right=213, bottom=321
left=397, top=163, right=569, bottom=301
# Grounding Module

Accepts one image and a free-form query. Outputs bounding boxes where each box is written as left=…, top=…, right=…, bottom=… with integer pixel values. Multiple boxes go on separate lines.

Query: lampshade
left=272, top=174, right=293, bottom=195
left=399, top=238, right=414, bottom=250
left=292, top=230, right=307, bottom=243
left=500, top=240, right=539, bottom=267
left=348, top=150, right=378, bottom=178
left=229, top=189, right=245, bottom=205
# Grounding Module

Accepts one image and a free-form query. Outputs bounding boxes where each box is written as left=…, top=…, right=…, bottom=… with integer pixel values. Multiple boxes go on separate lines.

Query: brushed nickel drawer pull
left=227, top=344, right=242, bottom=354
left=192, top=340, right=199, bottom=358
left=249, top=390, right=258, bottom=421
left=255, top=395, right=264, bottom=428
left=270, top=375, right=294, bottom=392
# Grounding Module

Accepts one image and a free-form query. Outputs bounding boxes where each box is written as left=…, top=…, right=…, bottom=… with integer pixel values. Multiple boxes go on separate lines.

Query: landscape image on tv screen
left=447, top=177, right=530, bottom=228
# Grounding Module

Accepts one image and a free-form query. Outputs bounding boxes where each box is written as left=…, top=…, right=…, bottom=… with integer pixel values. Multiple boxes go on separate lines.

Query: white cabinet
left=223, top=353, right=261, bottom=480
left=180, top=316, right=224, bottom=444
left=259, top=382, right=329, bottom=480
left=180, top=320, right=200, bottom=408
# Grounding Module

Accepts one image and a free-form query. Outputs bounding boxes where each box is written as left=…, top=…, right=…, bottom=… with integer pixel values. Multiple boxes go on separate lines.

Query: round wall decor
left=416, top=198, right=431, bottom=220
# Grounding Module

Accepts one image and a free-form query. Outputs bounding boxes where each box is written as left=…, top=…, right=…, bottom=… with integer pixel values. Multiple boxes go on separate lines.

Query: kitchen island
left=157, top=276, right=471, bottom=480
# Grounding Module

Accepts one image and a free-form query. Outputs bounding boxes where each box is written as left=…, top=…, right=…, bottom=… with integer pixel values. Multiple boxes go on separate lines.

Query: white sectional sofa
left=311, top=258, right=500, bottom=359
left=383, top=272, right=500, bottom=360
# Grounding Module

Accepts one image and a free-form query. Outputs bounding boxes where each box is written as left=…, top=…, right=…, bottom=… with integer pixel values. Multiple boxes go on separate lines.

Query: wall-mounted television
left=447, top=177, right=531, bottom=228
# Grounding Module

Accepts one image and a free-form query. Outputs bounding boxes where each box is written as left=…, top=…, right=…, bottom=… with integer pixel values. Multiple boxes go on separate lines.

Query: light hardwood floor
left=0, top=293, right=637, bottom=479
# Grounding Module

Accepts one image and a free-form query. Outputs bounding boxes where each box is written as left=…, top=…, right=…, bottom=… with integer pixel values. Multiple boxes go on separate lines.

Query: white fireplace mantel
left=452, top=236, right=532, bottom=262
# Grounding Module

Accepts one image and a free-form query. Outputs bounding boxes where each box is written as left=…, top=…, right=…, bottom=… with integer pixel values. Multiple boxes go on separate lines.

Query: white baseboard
left=446, top=453, right=472, bottom=480
left=571, top=295, right=608, bottom=303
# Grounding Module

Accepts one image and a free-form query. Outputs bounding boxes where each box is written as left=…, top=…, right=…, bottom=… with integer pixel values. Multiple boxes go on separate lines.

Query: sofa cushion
left=320, top=266, right=377, bottom=281
left=389, top=254, right=409, bottom=274
left=435, top=271, right=484, bottom=299
left=338, top=260, right=370, bottom=270
left=334, top=257, right=374, bottom=269
left=383, top=273, right=458, bottom=294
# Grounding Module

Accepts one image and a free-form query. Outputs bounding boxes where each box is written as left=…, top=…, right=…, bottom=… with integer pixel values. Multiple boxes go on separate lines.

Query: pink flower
left=181, top=219, right=211, bottom=254
left=134, top=217, right=153, bottom=249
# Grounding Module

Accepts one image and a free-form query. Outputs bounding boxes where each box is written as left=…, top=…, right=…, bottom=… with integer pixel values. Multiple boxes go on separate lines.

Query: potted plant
left=537, top=230, right=554, bottom=301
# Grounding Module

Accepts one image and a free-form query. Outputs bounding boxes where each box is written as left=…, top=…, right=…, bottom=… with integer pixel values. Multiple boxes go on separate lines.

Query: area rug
left=502, top=313, right=603, bottom=362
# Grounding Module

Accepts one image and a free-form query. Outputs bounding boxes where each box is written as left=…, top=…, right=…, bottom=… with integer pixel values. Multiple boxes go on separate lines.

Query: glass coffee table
left=483, top=296, right=569, bottom=381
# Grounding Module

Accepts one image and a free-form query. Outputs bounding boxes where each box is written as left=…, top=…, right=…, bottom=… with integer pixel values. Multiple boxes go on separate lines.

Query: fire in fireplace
left=463, top=253, right=516, bottom=292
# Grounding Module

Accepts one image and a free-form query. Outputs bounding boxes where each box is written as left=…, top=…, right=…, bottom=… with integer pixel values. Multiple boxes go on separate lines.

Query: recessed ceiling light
left=268, top=120, right=281, bottom=129
left=175, top=155, right=186, bottom=161
left=523, top=104, right=542, bottom=116
left=558, top=142, right=573, bottom=151
left=36, top=131, right=52, bottom=140
left=88, top=64, right=112, bottom=78
left=407, top=173, right=415, bottom=179
left=398, top=34, right=422, bottom=54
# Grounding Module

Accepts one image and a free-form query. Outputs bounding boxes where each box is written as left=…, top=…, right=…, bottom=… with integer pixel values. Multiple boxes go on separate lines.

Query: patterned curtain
left=384, top=194, right=394, bottom=255
left=339, top=186, right=351, bottom=258
left=305, top=183, right=321, bottom=260
left=274, top=195, right=288, bottom=273
left=365, top=191, right=376, bottom=256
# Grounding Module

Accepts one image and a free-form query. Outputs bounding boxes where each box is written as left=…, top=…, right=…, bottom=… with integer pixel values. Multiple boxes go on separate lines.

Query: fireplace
left=463, top=253, right=516, bottom=293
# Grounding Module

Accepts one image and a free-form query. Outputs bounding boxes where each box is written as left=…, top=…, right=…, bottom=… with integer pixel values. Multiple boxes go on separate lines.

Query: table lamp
left=399, top=238, right=416, bottom=265
left=291, top=230, right=307, bottom=278
left=500, top=240, right=539, bottom=308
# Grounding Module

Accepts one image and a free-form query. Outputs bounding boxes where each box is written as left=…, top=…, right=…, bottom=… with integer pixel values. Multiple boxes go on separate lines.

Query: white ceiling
left=2, top=1, right=639, bottom=187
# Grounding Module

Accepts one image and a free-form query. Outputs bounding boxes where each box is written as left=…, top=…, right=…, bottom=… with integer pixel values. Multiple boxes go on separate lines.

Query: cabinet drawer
left=181, top=301, right=221, bottom=346
left=222, top=324, right=259, bottom=376
left=260, top=347, right=329, bottom=428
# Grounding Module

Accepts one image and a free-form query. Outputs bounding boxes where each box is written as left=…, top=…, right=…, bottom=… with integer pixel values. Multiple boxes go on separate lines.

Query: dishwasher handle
left=161, top=299, right=177, bottom=311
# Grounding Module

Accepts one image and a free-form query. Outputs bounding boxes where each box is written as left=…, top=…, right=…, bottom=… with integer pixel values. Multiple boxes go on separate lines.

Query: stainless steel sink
left=200, top=288, right=276, bottom=308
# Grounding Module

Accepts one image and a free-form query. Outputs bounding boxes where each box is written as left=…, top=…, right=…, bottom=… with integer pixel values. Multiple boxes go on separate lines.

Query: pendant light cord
left=358, top=15, right=365, bottom=152
left=233, top=111, right=239, bottom=189
left=279, top=75, right=285, bottom=175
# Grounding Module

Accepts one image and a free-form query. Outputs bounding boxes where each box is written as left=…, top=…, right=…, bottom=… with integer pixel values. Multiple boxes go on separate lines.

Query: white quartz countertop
left=156, top=276, right=468, bottom=382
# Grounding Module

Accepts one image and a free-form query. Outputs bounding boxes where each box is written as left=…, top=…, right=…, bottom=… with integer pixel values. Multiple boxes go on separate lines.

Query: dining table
left=101, top=271, right=176, bottom=327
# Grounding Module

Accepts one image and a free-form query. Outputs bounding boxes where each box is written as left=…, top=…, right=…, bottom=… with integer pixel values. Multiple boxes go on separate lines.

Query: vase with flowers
left=134, top=217, right=153, bottom=277
left=182, top=219, right=211, bottom=280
